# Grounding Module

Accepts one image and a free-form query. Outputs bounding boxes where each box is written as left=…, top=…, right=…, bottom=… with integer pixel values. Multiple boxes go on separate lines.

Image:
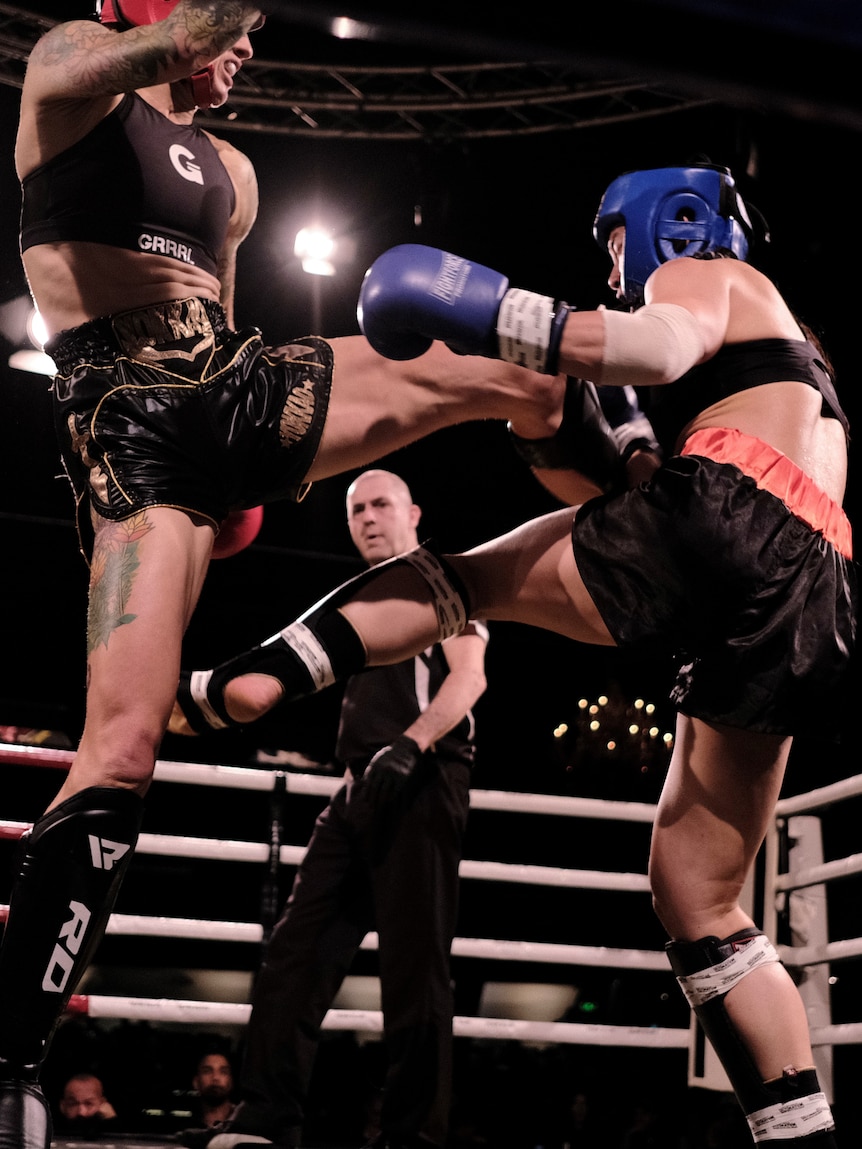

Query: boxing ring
left=2, top=738, right=862, bottom=1111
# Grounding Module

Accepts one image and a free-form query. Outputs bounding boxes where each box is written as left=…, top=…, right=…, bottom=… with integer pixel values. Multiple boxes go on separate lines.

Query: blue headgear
left=592, top=165, right=753, bottom=305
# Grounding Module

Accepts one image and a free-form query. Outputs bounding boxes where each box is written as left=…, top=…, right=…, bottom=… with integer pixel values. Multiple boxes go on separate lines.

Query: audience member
left=191, top=1050, right=237, bottom=1129
left=557, top=1090, right=602, bottom=1149
left=54, top=1072, right=118, bottom=1137
left=618, top=1096, right=678, bottom=1149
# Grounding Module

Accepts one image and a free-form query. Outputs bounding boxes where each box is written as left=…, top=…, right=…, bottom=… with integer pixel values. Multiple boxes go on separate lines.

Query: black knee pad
left=177, top=541, right=471, bottom=733
left=667, top=929, right=835, bottom=1142
left=0, top=787, right=143, bottom=1076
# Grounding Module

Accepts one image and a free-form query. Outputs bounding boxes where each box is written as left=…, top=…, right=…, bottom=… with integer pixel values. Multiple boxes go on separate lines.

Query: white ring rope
left=0, top=819, right=649, bottom=892
left=775, top=773, right=862, bottom=816
left=3, top=740, right=861, bottom=1061
left=0, top=906, right=668, bottom=971
left=57, top=994, right=862, bottom=1049
left=771, top=852, right=862, bottom=894
left=0, top=744, right=855, bottom=946
left=1, top=741, right=678, bottom=1053
left=61, top=995, right=688, bottom=1048
left=0, top=743, right=657, bottom=820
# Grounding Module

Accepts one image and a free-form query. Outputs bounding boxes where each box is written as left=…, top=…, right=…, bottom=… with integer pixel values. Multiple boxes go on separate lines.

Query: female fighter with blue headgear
left=169, top=164, right=855, bottom=1147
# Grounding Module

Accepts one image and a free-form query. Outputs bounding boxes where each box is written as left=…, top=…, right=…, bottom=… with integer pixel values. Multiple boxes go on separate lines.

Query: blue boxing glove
left=357, top=243, right=572, bottom=373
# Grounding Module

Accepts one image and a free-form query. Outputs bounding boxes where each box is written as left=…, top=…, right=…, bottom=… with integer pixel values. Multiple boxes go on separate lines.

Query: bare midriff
left=22, top=240, right=222, bottom=338
left=681, top=380, right=848, bottom=504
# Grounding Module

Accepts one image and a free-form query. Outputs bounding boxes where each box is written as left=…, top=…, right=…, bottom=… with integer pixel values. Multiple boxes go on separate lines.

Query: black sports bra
left=648, top=338, right=849, bottom=454
left=20, top=93, right=234, bottom=277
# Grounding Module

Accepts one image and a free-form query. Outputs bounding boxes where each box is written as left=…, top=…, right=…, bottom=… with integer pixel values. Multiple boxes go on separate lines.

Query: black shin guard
left=0, top=786, right=143, bottom=1079
left=177, top=607, right=365, bottom=733
left=667, top=929, right=836, bottom=1144
left=0, top=1081, right=51, bottom=1149
left=177, top=541, right=471, bottom=733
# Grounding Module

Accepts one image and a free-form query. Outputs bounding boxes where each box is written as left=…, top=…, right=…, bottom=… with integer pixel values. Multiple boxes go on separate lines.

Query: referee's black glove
left=363, top=734, right=424, bottom=805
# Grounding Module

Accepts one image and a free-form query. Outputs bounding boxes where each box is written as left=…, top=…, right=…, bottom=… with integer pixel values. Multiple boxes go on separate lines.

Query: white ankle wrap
left=746, top=1090, right=834, bottom=1142
left=675, top=931, right=780, bottom=1008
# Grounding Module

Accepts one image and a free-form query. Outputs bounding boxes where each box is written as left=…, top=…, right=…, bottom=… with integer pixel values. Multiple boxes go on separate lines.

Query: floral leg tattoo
left=87, top=513, right=155, bottom=654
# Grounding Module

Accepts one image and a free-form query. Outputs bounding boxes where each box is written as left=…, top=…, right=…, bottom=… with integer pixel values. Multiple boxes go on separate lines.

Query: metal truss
left=198, top=58, right=712, bottom=141
left=0, top=2, right=53, bottom=88
left=0, top=1, right=710, bottom=141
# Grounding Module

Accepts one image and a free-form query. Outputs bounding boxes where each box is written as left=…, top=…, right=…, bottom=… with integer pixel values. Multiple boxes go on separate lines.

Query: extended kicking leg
left=173, top=543, right=470, bottom=734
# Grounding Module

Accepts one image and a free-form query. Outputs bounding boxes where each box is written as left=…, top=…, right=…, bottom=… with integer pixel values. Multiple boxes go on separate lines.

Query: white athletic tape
left=269, top=620, right=335, bottom=690
left=401, top=545, right=468, bottom=639
left=188, top=669, right=228, bottom=730
left=675, top=933, right=780, bottom=1008
left=496, top=288, right=555, bottom=373
left=746, top=1090, right=834, bottom=1141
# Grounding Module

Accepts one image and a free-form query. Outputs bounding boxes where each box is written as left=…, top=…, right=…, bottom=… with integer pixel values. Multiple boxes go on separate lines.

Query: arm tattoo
left=87, top=512, right=154, bottom=653
left=32, top=20, right=181, bottom=94
left=166, top=2, right=258, bottom=68
left=32, top=2, right=260, bottom=94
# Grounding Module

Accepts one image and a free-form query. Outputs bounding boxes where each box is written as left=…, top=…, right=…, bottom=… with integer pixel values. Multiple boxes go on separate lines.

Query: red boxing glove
left=211, top=507, right=263, bottom=559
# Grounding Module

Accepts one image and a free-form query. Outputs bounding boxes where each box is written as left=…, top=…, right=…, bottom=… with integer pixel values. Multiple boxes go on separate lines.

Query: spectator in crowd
left=191, top=1050, right=237, bottom=1130
left=54, top=1072, right=118, bottom=1137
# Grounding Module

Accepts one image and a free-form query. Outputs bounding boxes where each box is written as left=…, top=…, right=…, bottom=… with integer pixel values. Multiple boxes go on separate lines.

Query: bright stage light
left=294, top=227, right=336, bottom=277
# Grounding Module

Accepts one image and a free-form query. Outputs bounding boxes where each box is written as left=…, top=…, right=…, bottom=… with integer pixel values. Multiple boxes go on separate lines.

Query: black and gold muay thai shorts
left=572, top=427, right=857, bottom=736
left=46, top=297, right=332, bottom=559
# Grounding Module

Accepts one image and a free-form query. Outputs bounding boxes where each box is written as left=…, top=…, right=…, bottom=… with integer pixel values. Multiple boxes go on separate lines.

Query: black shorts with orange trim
left=571, top=428, right=857, bottom=735
left=47, top=298, right=332, bottom=560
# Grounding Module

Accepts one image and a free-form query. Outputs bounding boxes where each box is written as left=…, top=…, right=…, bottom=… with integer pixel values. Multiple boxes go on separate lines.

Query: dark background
left=1, top=1, right=861, bottom=1137
left=1, top=1, right=859, bottom=776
